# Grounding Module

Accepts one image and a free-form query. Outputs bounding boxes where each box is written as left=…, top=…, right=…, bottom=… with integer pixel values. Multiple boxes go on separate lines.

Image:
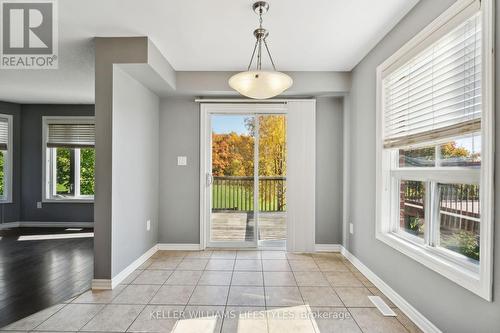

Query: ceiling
left=0, top=0, right=419, bottom=104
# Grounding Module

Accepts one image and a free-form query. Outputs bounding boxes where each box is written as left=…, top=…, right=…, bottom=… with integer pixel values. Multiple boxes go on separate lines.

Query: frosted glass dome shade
left=229, top=70, right=293, bottom=99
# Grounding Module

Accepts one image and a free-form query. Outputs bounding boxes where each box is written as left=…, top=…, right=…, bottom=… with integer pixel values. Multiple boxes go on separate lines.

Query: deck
left=210, top=212, right=286, bottom=242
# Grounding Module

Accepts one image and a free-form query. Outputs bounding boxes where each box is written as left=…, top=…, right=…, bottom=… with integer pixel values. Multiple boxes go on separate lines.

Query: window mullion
left=74, top=148, right=81, bottom=197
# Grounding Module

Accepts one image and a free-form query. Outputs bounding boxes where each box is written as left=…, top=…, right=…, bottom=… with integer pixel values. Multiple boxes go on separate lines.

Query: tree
left=255, top=115, right=287, bottom=177
left=212, top=132, right=254, bottom=176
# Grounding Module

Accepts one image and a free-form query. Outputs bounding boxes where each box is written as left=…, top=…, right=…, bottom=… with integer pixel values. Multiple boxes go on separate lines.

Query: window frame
left=42, top=116, right=95, bottom=203
left=375, top=0, right=494, bottom=300
left=0, top=114, right=13, bottom=203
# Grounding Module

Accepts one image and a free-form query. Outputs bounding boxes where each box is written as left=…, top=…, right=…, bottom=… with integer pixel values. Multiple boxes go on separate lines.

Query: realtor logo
left=1, top=0, right=58, bottom=69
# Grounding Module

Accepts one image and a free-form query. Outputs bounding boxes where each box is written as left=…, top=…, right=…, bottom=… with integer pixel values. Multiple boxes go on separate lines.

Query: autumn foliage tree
left=212, top=115, right=287, bottom=177
left=211, top=116, right=287, bottom=211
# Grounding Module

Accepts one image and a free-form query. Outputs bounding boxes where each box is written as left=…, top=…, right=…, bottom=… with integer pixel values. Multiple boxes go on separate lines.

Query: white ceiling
left=0, top=0, right=419, bottom=104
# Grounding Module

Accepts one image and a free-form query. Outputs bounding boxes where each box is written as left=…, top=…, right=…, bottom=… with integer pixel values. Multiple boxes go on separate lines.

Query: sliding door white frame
left=199, top=103, right=287, bottom=249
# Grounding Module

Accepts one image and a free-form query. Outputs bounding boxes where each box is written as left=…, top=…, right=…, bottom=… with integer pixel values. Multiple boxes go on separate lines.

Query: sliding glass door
left=207, top=113, right=287, bottom=248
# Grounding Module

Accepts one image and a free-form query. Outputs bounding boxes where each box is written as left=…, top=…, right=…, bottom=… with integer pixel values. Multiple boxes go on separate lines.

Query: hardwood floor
left=0, top=227, right=93, bottom=328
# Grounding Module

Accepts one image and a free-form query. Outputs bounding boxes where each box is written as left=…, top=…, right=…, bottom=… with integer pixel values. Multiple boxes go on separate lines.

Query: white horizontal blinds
left=47, top=123, right=95, bottom=148
left=0, top=118, right=8, bottom=150
left=383, top=12, right=481, bottom=149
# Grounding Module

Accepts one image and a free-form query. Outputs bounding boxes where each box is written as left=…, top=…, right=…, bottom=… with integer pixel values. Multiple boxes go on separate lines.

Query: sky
left=211, top=115, right=251, bottom=135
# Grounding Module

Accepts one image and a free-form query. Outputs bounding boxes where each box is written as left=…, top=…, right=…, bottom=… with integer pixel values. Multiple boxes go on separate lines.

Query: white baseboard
left=92, top=244, right=158, bottom=290
left=158, top=243, right=202, bottom=251
left=315, top=244, right=342, bottom=252
left=0, top=221, right=94, bottom=229
left=341, top=246, right=441, bottom=333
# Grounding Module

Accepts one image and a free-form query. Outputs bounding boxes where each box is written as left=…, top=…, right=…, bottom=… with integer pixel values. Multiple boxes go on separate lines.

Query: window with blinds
left=47, top=123, right=95, bottom=148
left=383, top=12, right=481, bottom=149
left=0, top=117, right=9, bottom=150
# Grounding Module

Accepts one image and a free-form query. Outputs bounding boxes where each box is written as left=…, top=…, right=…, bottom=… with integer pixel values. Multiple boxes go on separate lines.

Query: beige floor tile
left=211, top=250, right=237, bottom=259
left=184, top=250, right=213, bottom=258
left=227, top=286, right=266, bottom=306
left=236, top=251, right=262, bottom=259
left=349, top=308, right=408, bottom=333
left=149, top=285, right=195, bottom=305
left=34, top=304, right=104, bottom=331
left=166, top=270, right=203, bottom=285
left=262, top=260, right=291, bottom=271
left=324, top=271, right=364, bottom=287
left=72, top=285, right=125, bottom=304
left=393, top=308, right=424, bottom=333
left=148, top=258, right=182, bottom=270
left=261, top=251, right=287, bottom=259
left=354, top=272, right=375, bottom=287
left=312, top=252, right=344, bottom=260
left=285, top=252, right=313, bottom=260
left=1, top=304, right=66, bottom=331
left=231, top=271, right=264, bottom=286
left=335, top=287, right=375, bottom=307
left=299, top=287, right=343, bottom=307
left=288, top=260, right=320, bottom=272
left=128, top=305, right=183, bottom=332
left=234, top=259, right=262, bottom=271
left=153, top=250, right=187, bottom=258
left=310, top=307, right=362, bottom=333
left=315, top=260, right=350, bottom=272
left=266, top=305, right=316, bottom=333
left=176, top=259, right=208, bottom=270
left=179, top=305, right=225, bottom=333
left=111, top=285, right=160, bottom=304
left=222, top=307, right=267, bottom=333
left=81, top=304, right=143, bottom=332
left=263, top=271, right=296, bottom=286
left=198, top=271, right=233, bottom=285
left=205, top=259, right=235, bottom=271
left=131, top=270, right=173, bottom=285
left=121, top=270, right=142, bottom=284
left=265, top=286, right=303, bottom=307
left=188, top=286, right=229, bottom=305
left=293, top=271, right=330, bottom=287
left=138, top=259, right=153, bottom=270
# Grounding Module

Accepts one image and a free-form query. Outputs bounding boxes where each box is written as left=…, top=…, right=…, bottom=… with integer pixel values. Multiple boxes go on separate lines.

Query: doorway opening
left=204, top=111, right=287, bottom=249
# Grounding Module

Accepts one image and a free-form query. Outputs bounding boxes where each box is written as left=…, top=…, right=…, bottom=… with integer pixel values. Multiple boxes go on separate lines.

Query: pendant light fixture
left=229, top=1, right=293, bottom=99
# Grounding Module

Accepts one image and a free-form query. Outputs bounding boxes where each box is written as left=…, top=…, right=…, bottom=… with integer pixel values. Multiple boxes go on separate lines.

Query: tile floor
left=0, top=250, right=423, bottom=333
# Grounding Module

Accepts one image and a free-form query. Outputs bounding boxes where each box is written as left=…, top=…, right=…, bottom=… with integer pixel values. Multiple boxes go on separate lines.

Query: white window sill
left=376, top=231, right=490, bottom=300
left=43, top=198, right=94, bottom=204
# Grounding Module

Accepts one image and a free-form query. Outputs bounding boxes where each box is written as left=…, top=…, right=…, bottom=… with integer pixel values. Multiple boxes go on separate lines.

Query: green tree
left=56, top=148, right=72, bottom=193
left=80, top=148, right=95, bottom=195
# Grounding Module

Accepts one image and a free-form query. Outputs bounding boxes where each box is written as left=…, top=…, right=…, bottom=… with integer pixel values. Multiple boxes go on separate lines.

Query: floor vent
left=368, top=296, right=396, bottom=316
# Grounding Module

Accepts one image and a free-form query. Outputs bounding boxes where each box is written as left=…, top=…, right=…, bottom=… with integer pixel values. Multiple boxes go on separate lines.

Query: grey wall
left=348, top=0, right=500, bottom=332
left=158, top=97, right=344, bottom=244
left=111, top=66, right=160, bottom=276
left=316, top=97, right=343, bottom=244
left=0, top=102, right=21, bottom=224
left=94, top=37, right=149, bottom=279
left=21, top=104, right=94, bottom=222
left=159, top=98, right=200, bottom=244
left=0, top=102, right=94, bottom=224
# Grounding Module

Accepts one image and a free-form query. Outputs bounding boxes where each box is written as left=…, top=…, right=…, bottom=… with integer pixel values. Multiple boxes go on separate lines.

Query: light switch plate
left=146, top=220, right=151, bottom=231
left=349, top=223, right=354, bottom=234
left=37, top=201, right=42, bottom=209
left=177, top=156, right=187, bottom=166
